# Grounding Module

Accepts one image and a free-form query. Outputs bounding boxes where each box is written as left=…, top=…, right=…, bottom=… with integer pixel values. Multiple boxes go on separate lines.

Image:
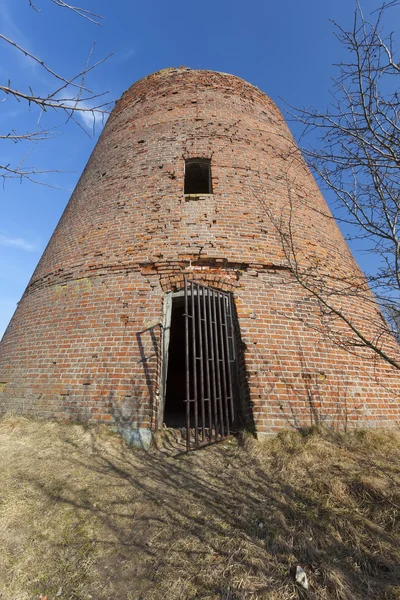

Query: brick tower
left=0, top=68, right=399, bottom=447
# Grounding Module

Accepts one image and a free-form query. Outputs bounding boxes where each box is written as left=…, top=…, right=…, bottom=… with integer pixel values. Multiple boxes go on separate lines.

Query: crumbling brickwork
left=0, top=68, right=399, bottom=436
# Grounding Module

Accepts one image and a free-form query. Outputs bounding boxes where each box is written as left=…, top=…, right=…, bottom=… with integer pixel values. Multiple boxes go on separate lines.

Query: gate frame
left=159, top=278, right=238, bottom=450
left=158, top=289, right=182, bottom=429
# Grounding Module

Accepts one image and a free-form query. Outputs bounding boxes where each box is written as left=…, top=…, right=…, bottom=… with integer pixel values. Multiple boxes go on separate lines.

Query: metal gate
left=184, top=278, right=236, bottom=450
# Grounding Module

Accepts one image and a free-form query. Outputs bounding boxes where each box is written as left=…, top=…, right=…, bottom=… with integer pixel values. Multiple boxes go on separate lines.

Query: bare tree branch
left=29, top=0, right=103, bottom=25
left=261, top=187, right=400, bottom=371
left=0, top=129, right=57, bottom=142
left=0, top=34, right=92, bottom=93
left=0, top=158, right=69, bottom=189
left=1, top=3, right=112, bottom=185
left=279, top=1, right=400, bottom=370
left=50, top=0, right=103, bottom=25
left=0, top=85, right=110, bottom=111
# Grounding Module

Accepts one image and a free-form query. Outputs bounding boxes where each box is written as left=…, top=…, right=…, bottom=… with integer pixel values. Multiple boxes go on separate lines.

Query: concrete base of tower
left=254, top=431, right=277, bottom=440
left=118, top=427, right=153, bottom=450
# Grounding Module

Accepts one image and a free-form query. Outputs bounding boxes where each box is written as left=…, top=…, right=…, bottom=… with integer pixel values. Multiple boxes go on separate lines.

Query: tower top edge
left=117, top=67, right=274, bottom=106
left=131, top=66, right=262, bottom=89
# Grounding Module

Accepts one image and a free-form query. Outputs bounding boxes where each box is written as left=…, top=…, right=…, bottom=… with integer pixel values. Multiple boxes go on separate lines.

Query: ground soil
left=0, top=417, right=399, bottom=599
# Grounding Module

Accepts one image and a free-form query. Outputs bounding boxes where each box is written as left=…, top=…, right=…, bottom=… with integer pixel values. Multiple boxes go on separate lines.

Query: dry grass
left=0, top=417, right=399, bottom=599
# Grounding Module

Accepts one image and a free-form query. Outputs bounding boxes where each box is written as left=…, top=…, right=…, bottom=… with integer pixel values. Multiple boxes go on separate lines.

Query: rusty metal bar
left=191, top=281, right=198, bottom=447
left=195, top=283, right=206, bottom=442
left=184, top=277, right=190, bottom=451
left=222, top=296, right=235, bottom=423
left=228, top=295, right=236, bottom=361
left=212, top=289, right=224, bottom=438
left=217, top=292, right=230, bottom=436
left=229, top=295, right=240, bottom=420
left=202, top=287, right=212, bottom=440
left=207, top=286, right=219, bottom=440
left=183, top=279, right=237, bottom=450
left=229, top=296, right=236, bottom=419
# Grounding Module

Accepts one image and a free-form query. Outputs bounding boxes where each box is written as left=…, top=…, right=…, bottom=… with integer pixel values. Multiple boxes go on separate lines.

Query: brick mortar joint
left=24, top=259, right=292, bottom=296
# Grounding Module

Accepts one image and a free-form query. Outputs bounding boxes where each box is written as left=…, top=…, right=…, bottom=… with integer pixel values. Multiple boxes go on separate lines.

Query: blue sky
left=0, top=0, right=399, bottom=337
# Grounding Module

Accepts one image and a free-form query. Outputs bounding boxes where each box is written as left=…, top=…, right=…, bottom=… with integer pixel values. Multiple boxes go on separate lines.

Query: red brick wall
left=0, top=67, right=399, bottom=434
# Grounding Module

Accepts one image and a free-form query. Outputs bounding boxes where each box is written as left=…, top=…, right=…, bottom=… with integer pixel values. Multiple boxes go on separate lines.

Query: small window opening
left=184, top=158, right=212, bottom=194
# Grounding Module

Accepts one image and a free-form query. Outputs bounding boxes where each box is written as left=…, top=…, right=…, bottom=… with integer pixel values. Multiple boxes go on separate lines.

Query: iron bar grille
left=184, top=278, right=236, bottom=450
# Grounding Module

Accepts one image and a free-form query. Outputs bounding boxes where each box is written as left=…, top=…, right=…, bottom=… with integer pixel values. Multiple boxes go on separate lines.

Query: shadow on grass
left=18, top=427, right=400, bottom=600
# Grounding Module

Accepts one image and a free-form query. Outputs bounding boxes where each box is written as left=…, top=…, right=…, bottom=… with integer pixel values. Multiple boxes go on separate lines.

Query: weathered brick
left=0, top=67, right=399, bottom=435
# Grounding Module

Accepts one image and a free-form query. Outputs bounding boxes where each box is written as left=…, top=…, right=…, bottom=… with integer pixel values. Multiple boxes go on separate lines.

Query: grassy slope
left=0, top=417, right=399, bottom=600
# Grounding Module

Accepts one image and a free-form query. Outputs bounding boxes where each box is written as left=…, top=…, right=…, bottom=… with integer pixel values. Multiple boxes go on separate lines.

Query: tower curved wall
left=0, top=68, right=399, bottom=437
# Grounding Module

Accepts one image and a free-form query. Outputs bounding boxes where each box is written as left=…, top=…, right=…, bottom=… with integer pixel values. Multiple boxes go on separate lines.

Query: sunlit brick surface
left=0, top=68, right=399, bottom=434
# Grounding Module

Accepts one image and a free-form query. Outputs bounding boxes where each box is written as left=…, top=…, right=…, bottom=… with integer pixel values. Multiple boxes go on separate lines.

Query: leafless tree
left=277, top=0, right=400, bottom=370
left=1, top=1, right=112, bottom=185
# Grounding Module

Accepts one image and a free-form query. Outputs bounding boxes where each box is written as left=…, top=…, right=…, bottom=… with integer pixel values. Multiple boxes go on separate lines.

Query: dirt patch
left=0, top=417, right=399, bottom=599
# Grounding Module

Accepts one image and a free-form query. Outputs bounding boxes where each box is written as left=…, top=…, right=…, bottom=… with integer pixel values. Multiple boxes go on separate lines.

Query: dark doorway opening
left=163, top=281, right=241, bottom=450
left=163, top=296, right=187, bottom=427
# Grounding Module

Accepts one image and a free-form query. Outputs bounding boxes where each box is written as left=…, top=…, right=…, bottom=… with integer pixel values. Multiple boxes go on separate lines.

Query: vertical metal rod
left=184, top=280, right=238, bottom=449
left=184, top=277, right=190, bottom=451
left=191, top=281, right=198, bottom=447
left=227, top=296, right=238, bottom=420
left=230, top=296, right=240, bottom=420
left=228, top=296, right=236, bottom=361
left=212, top=290, right=224, bottom=438
left=196, top=284, right=206, bottom=442
left=217, top=292, right=230, bottom=436
left=229, top=295, right=237, bottom=419
left=202, top=288, right=212, bottom=440
left=207, top=288, right=219, bottom=440
left=222, top=295, right=235, bottom=424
